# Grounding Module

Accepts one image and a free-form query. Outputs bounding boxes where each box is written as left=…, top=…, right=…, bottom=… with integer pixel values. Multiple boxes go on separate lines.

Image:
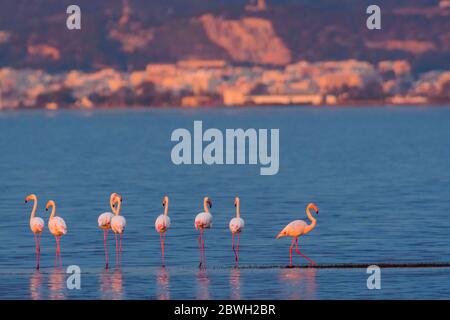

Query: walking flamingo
left=195, top=196, right=212, bottom=268
left=276, top=203, right=319, bottom=266
left=98, top=193, right=120, bottom=269
left=46, top=200, right=67, bottom=267
left=25, top=194, right=44, bottom=269
left=155, top=196, right=171, bottom=266
left=111, top=194, right=126, bottom=264
left=229, top=196, right=245, bottom=264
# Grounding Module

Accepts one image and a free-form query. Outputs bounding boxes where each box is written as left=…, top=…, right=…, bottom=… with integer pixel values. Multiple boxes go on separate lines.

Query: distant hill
left=0, top=0, right=448, bottom=74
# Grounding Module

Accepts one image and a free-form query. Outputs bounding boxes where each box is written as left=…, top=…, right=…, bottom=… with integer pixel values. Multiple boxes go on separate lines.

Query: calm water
left=0, top=106, right=450, bottom=299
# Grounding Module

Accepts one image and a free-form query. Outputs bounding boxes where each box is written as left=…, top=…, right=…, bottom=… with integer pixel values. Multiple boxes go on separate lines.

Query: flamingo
left=276, top=203, right=319, bottom=266
left=229, top=196, right=245, bottom=264
left=195, top=196, right=212, bottom=268
left=111, top=194, right=126, bottom=264
left=155, top=196, right=171, bottom=267
left=25, top=194, right=44, bottom=270
left=98, top=193, right=120, bottom=269
left=46, top=200, right=67, bottom=267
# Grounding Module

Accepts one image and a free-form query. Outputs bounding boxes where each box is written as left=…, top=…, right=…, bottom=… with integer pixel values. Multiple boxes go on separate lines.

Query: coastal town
left=0, top=0, right=449, bottom=109
left=0, top=58, right=448, bottom=109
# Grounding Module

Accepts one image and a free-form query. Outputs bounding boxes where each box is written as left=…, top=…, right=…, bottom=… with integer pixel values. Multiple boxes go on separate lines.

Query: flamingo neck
left=115, top=200, right=121, bottom=216
left=304, top=204, right=316, bottom=234
left=29, top=198, right=37, bottom=222
left=49, top=204, right=56, bottom=220
left=203, top=200, right=209, bottom=213
left=164, top=200, right=169, bottom=216
left=236, top=202, right=240, bottom=218
left=110, top=196, right=116, bottom=213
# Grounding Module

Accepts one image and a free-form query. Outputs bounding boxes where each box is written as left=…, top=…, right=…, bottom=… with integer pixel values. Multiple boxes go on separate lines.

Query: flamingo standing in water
left=111, top=194, right=126, bottom=264
left=25, top=194, right=44, bottom=269
left=276, top=203, right=319, bottom=266
left=98, top=193, right=120, bottom=269
left=229, top=196, right=245, bottom=264
left=195, top=197, right=212, bottom=268
left=155, top=196, right=171, bottom=266
left=46, top=200, right=67, bottom=267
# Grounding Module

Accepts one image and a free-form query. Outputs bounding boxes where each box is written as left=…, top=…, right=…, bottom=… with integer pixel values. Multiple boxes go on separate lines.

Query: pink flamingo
left=195, top=197, right=212, bottom=268
left=155, top=196, right=171, bottom=267
left=25, top=194, right=44, bottom=270
left=229, top=196, right=245, bottom=264
left=98, top=193, right=120, bottom=269
left=46, top=200, right=67, bottom=267
left=276, top=203, right=319, bottom=266
left=111, top=194, right=126, bottom=265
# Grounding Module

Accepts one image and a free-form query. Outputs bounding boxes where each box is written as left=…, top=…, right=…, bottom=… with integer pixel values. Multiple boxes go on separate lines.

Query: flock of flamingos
left=25, top=193, right=319, bottom=270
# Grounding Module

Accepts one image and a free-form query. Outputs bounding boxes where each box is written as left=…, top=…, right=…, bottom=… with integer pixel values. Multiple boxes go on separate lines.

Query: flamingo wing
left=98, top=212, right=114, bottom=228
left=111, top=215, right=126, bottom=233
left=30, top=217, right=45, bottom=233
left=229, top=217, right=245, bottom=233
left=276, top=220, right=307, bottom=238
left=155, top=214, right=171, bottom=233
left=49, top=216, right=67, bottom=235
left=195, top=212, right=212, bottom=229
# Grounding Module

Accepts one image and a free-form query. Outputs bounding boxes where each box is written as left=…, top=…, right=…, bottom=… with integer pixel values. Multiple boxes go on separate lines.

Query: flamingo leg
left=289, top=238, right=295, bottom=267
left=295, top=237, right=316, bottom=265
left=34, top=233, right=39, bottom=270
left=37, top=233, right=42, bottom=269
left=202, top=229, right=206, bottom=269
left=59, top=236, right=62, bottom=267
left=237, top=233, right=241, bottom=264
left=55, top=236, right=62, bottom=267
left=119, top=233, right=123, bottom=266
left=232, top=233, right=237, bottom=263
left=198, top=228, right=206, bottom=269
left=119, top=233, right=123, bottom=254
left=104, top=229, right=109, bottom=269
left=198, top=229, right=203, bottom=268
left=115, top=233, right=119, bottom=266
left=160, top=232, right=165, bottom=267
left=54, top=237, right=57, bottom=267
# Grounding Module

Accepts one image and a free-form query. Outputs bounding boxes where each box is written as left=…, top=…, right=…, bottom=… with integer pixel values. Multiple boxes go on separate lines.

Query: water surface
left=0, top=106, right=449, bottom=299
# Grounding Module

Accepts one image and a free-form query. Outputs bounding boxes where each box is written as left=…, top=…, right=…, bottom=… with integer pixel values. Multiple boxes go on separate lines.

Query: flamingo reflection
left=229, top=267, right=241, bottom=300
left=99, top=267, right=124, bottom=300
left=156, top=267, right=170, bottom=300
left=196, top=268, right=210, bottom=300
left=29, top=270, right=44, bottom=300
left=48, top=267, right=66, bottom=300
left=278, top=268, right=317, bottom=300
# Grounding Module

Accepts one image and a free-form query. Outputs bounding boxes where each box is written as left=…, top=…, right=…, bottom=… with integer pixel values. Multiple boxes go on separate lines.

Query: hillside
left=0, top=0, right=448, bottom=73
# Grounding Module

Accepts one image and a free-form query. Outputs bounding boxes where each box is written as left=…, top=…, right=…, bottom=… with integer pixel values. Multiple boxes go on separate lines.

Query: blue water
left=0, top=106, right=450, bottom=299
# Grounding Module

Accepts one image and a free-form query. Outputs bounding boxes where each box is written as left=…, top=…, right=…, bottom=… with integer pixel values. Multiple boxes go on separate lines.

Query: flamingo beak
left=208, top=200, right=212, bottom=208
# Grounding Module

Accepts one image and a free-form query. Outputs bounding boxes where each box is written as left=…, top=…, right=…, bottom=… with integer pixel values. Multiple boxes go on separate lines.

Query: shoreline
left=1, top=102, right=450, bottom=112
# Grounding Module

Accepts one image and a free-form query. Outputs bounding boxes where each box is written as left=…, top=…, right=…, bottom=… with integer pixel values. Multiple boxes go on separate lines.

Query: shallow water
left=0, top=106, right=450, bottom=299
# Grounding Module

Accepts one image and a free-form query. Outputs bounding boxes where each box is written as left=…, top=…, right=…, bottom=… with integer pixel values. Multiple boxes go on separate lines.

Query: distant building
left=439, top=0, right=450, bottom=9
left=177, top=60, right=227, bottom=69
left=245, top=0, right=267, bottom=12
left=119, top=0, right=131, bottom=26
